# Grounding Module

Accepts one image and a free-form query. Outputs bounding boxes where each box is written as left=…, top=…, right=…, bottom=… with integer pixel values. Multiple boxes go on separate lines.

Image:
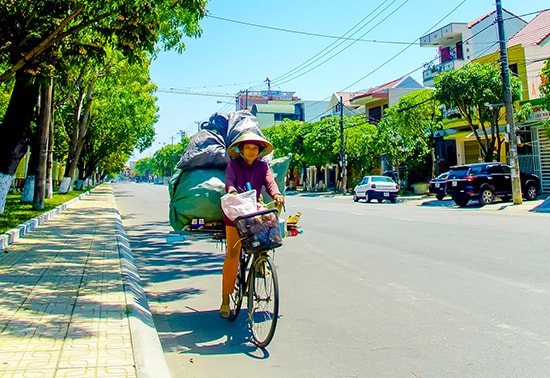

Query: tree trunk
left=0, top=174, right=14, bottom=215
left=33, top=78, right=53, bottom=210
left=45, top=115, right=54, bottom=199
left=0, top=72, right=39, bottom=214
left=58, top=77, right=94, bottom=194
left=45, top=88, right=56, bottom=199
left=21, top=174, right=36, bottom=203
left=58, top=176, right=73, bottom=193
left=301, top=162, right=308, bottom=191
left=22, top=111, right=41, bottom=204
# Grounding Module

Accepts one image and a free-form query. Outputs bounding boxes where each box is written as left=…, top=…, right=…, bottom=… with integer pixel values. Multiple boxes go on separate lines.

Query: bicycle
left=180, top=205, right=283, bottom=347
left=225, top=207, right=283, bottom=348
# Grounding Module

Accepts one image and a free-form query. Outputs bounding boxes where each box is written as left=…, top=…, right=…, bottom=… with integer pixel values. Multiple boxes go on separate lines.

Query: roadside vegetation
left=0, top=2, right=208, bottom=214
left=0, top=189, right=89, bottom=234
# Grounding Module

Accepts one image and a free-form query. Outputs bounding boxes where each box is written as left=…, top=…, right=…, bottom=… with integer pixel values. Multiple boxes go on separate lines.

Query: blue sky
left=132, top=0, right=550, bottom=160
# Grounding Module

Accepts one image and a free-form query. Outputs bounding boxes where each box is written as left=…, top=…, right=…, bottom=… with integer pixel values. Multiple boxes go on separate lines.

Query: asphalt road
left=114, top=182, right=550, bottom=378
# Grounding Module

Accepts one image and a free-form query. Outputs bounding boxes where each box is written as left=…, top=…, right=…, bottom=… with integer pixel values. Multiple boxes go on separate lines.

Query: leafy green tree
left=435, top=62, right=521, bottom=162
left=377, top=89, right=441, bottom=184
left=0, top=2, right=206, bottom=84
left=0, top=0, right=206, bottom=213
left=264, top=119, right=310, bottom=187
left=264, top=119, right=304, bottom=167
left=303, top=117, right=339, bottom=168
left=301, top=116, right=339, bottom=189
left=152, top=141, right=189, bottom=178
left=134, top=158, right=154, bottom=180
left=266, top=115, right=379, bottom=191
left=59, top=50, right=156, bottom=191
left=343, top=115, right=378, bottom=188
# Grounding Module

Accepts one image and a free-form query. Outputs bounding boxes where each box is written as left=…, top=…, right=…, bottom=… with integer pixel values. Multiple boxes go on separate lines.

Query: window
left=469, top=165, right=484, bottom=174
left=368, top=107, right=382, bottom=123
left=509, top=63, right=518, bottom=77
left=372, top=176, right=393, bottom=183
left=486, top=165, right=503, bottom=174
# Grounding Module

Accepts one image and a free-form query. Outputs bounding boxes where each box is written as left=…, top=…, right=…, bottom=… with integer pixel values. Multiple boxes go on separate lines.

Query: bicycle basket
left=234, top=208, right=283, bottom=253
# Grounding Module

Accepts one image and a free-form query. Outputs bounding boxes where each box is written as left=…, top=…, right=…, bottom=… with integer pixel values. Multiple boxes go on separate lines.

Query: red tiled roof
left=350, top=77, right=406, bottom=102
left=507, top=9, right=550, bottom=47
left=468, top=9, right=525, bottom=29
left=468, top=10, right=496, bottom=28
left=333, top=91, right=364, bottom=106
left=363, top=77, right=403, bottom=96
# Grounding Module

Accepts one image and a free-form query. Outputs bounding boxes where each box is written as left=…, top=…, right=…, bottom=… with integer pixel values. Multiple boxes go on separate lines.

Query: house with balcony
left=502, top=9, right=550, bottom=193
left=419, top=9, right=526, bottom=87
left=436, top=9, right=550, bottom=193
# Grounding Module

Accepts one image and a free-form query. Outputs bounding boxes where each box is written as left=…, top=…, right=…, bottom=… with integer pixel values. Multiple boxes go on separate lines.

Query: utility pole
left=338, top=96, right=347, bottom=194
left=496, top=0, right=522, bottom=204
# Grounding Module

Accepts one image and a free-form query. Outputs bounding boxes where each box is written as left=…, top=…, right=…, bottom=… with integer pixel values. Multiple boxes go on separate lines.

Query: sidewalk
left=0, top=185, right=169, bottom=378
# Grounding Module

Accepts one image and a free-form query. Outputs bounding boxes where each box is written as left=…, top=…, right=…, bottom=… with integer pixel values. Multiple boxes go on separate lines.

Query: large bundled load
left=168, top=110, right=290, bottom=230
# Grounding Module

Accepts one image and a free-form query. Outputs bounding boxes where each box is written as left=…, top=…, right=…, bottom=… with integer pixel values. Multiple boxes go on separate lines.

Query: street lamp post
left=495, top=0, right=522, bottom=205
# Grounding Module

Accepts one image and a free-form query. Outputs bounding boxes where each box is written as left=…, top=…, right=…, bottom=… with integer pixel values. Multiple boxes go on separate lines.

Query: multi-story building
left=419, top=9, right=526, bottom=87
left=236, top=89, right=298, bottom=111
left=250, top=99, right=333, bottom=129
left=422, top=9, right=550, bottom=192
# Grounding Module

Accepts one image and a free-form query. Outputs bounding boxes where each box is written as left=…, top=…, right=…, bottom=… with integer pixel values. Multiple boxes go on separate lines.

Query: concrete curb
left=112, top=195, right=171, bottom=378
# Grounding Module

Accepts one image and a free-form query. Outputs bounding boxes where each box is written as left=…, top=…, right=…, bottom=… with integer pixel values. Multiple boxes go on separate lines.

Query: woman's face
left=241, top=143, right=260, bottom=164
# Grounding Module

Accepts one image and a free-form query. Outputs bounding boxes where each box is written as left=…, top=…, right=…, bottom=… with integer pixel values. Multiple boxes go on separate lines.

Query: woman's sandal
left=219, top=304, right=230, bottom=318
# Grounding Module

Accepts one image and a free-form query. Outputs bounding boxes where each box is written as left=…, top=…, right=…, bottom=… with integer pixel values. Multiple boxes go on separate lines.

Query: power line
left=274, top=0, right=410, bottom=87
left=270, top=0, right=400, bottom=84
left=156, top=87, right=237, bottom=98
left=206, top=12, right=414, bottom=46
left=340, top=0, right=469, bottom=92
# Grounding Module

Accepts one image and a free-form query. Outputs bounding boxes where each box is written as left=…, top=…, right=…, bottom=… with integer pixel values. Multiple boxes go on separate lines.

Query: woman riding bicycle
left=220, top=132, right=284, bottom=318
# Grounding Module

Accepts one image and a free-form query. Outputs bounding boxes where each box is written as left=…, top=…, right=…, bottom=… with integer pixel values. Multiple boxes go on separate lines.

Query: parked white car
left=353, top=175, right=399, bottom=203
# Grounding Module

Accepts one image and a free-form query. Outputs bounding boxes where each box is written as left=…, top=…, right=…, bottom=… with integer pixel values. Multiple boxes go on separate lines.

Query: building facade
left=430, top=9, right=550, bottom=192
left=420, top=9, right=527, bottom=87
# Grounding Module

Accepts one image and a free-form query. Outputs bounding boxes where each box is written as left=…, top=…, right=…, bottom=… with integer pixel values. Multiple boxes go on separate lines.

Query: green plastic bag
left=168, top=155, right=291, bottom=230
left=168, top=169, right=226, bottom=230
left=262, top=155, right=291, bottom=200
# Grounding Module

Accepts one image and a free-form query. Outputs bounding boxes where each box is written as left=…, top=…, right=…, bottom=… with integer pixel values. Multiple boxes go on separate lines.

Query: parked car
left=445, top=162, right=540, bottom=207
left=353, top=175, right=399, bottom=203
left=428, top=171, right=449, bottom=200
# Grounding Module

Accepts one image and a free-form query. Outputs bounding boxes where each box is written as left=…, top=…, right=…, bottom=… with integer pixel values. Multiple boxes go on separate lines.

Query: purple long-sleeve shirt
left=224, top=158, right=281, bottom=225
left=225, top=158, right=281, bottom=198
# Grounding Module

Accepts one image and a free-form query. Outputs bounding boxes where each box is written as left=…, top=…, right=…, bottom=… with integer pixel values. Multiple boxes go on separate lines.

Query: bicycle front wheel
left=248, top=253, right=279, bottom=348
left=228, top=249, right=248, bottom=320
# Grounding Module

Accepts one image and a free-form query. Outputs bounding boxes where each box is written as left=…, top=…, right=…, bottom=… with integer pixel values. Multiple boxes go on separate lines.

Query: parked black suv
left=446, top=162, right=540, bottom=207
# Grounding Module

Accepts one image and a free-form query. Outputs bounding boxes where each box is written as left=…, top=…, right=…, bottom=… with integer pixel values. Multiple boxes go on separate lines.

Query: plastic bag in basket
left=220, top=190, right=257, bottom=221
left=235, top=209, right=283, bottom=252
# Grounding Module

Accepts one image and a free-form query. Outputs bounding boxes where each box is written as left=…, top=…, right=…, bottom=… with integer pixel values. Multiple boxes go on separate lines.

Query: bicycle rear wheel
left=248, top=253, right=279, bottom=347
left=228, top=249, right=248, bottom=320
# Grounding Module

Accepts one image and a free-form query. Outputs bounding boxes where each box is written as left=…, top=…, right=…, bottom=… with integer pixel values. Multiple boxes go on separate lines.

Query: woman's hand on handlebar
left=274, top=194, right=285, bottom=206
